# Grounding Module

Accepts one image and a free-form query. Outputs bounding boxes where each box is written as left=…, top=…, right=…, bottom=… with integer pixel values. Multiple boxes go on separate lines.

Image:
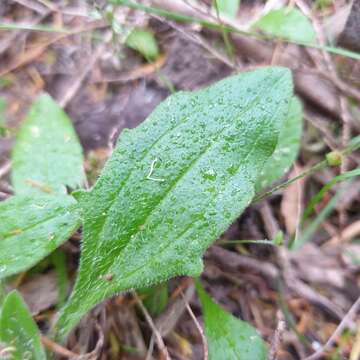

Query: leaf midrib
left=103, top=127, right=266, bottom=284
left=90, top=80, right=273, bottom=255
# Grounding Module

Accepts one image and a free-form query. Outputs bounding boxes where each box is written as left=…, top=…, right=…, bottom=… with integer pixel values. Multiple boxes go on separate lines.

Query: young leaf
left=214, top=0, right=241, bottom=18
left=0, top=195, right=81, bottom=279
left=11, top=93, right=83, bottom=196
left=125, top=28, right=159, bottom=61
left=253, top=8, right=316, bottom=43
left=256, top=97, right=302, bottom=191
left=140, top=283, right=168, bottom=316
left=56, top=67, right=293, bottom=338
left=0, top=290, right=46, bottom=360
left=196, top=281, right=267, bottom=359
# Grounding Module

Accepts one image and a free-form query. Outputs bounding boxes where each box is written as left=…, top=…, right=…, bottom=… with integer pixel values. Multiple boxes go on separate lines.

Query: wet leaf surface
left=56, top=67, right=293, bottom=337
left=196, top=280, right=267, bottom=360
left=0, top=194, right=81, bottom=279
left=0, top=290, right=46, bottom=360
left=11, top=93, right=84, bottom=196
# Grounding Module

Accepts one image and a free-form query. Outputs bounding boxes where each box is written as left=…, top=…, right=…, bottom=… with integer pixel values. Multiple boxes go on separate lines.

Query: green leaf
left=0, top=290, right=46, bottom=360
left=140, top=283, right=168, bottom=316
left=51, top=249, right=69, bottom=308
left=11, top=93, right=83, bottom=196
left=0, top=195, right=81, bottom=279
left=125, top=28, right=159, bottom=61
left=214, top=0, right=241, bottom=18
left=196, top=280, right=267, bottom=360
left=256, top=97, right=302, bottom=191
left=254, top=8, right=316, bottom=43
left=56, top=67, right=293, bottom=338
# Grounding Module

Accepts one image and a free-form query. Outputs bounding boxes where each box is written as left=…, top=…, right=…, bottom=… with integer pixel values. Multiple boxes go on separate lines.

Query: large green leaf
left=256, top=97, right=302, bottom=191
left=0, top=195, right=81, bottom=279
left=56, top=67, right=293, bottom=338
left=254, top=8, right=316, bottom=43
left=196, top=281, right=267, bottom=360
left=0, top=290, right=46, bottom=360
left=11, top=93, right=83, bottom=196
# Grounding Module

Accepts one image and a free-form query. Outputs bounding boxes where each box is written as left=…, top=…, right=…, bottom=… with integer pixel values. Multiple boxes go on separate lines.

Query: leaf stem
left=254, top=136, right=360, bottom=203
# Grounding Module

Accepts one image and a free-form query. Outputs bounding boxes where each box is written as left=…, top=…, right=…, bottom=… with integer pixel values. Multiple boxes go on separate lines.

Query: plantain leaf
left=0, top=195, right=81, bottom=279
left=56, top=67, right=293, bottom=338
left=11, top=93, right=83, bottom=196
left=0, top=290, right=46, bottom=360
left=256, top=97, right=302, bottom=191
left=254, top=8, right=316, bottom=43
left=196, top=281, right=267, bottom=360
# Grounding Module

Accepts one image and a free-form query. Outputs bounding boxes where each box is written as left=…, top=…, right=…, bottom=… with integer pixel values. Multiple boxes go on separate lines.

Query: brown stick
left=133, top=292, right=171, bottom=360
left=182, top=291, right=209, bottom=360
left=304, top=296, right=360, bottom=360
left=41, top=335, right=79, bottom=358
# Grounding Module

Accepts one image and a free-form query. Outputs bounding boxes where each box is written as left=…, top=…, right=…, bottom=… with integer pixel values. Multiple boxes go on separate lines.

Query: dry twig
left=133, top=292, right=171, bottom=360
left=267, top=311, right=286, bottom=360
left=304, top=296, right=360, bottom=360
left=182, top=291, right=208, bottom=360
left=41, top=335, right=79, bottom=358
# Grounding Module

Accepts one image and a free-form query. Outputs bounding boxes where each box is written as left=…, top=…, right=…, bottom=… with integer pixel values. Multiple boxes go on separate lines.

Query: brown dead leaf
left=15, top=271, right=59, bottom=315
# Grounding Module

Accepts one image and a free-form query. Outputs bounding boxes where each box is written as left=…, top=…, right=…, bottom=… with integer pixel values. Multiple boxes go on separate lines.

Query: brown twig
left=13, top=0, right=47, bottom=14
left=41, top=335, right=79, bottom=358
left=0, top=161, right=11, bottom=180
left=133, top=292, right=171, bottom=360
left=304, top=296, right=360, bottom=360
left=182, top=291, right=209, bottom=360
left=58, top=31, right=111, bottom=108
left=267, top=310, right=286, bottom=360
left=151, top=14, right=238, bottom=70
left=0, top=21, right=107, bottom=78
left=325, top=219, right=360, bottom=246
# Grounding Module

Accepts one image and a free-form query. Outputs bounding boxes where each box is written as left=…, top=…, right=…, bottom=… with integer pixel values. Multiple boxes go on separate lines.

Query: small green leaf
left=140, top=283, right=168, bottom=316
left=56, top=67, right=293, bottom=338
left=0, top=290, right=46, bottom=360
left=256, top=97, right=302, bottom=191
left=214, top=0, right=240, bottom=18
left=195, top=281, right=267, bottom=360
left=254, top=8, right=316, bottom=43
left=11, top=93, right=84, bottom=196
left=0, top=195, right=81, bottom=279
left=125, top=28, right=159, bottom=61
